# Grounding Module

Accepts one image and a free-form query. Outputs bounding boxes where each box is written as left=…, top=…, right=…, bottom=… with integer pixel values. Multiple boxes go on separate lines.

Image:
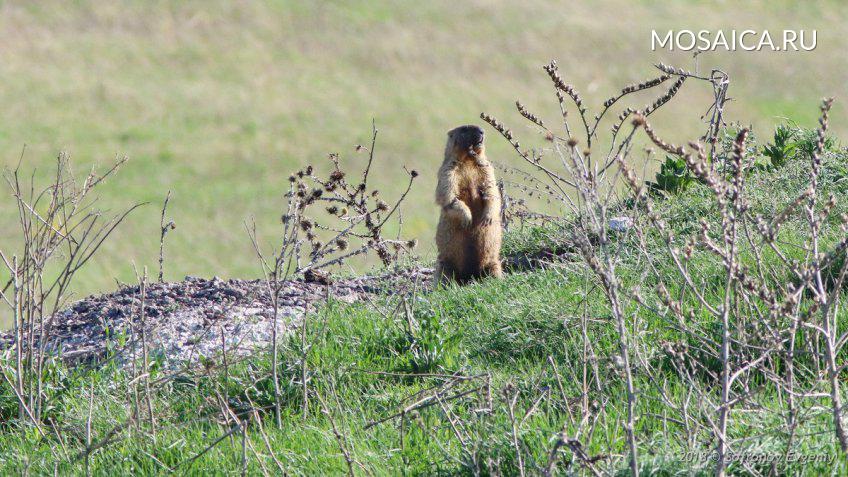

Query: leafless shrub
left=480, top=59, right=768, bottom=475
left=0, top=153, right=140, bottom=427
left=620, top=98, right=848, bottom=475
left=158, top=191, right=175, bottom=283
left=247, top=121, right=418, bottom=425
left=485, top=58, right=845, bottom=475
left=483, top=60, right=724, bottom=475
left=248, top=121, right=418, bottom=278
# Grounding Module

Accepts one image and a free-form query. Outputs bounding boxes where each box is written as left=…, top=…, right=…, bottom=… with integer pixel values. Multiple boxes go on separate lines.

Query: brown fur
left=434, top=125, right=502, bottom=284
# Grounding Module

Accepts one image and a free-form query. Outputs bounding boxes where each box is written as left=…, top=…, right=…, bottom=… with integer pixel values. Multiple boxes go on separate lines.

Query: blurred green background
left=0, top=0, right=845, bottom=321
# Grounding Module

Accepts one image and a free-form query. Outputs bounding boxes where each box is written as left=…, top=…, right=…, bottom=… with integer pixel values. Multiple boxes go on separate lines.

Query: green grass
left=1, top=274, right=843, bottom=474
left=2, top=142, right=848, bottom=475
left=1, top=0, right=847, bottom=312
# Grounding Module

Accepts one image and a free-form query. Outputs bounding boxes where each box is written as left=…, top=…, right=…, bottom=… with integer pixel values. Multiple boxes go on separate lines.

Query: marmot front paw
left=479, top=210, right=495, bottom=226
left=458, top=208, right=473, bottom=228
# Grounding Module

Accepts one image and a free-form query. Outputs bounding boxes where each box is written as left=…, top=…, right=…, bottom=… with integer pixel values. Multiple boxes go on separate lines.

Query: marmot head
left=446, top=124, right=485, bottom=161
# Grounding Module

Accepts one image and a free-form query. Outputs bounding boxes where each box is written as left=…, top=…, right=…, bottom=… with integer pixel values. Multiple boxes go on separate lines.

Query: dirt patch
left=0, top=268, right=432, bottom=369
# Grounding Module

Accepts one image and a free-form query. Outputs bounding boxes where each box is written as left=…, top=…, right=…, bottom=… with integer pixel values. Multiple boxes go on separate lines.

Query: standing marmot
left=434, top=124, right=503, bottom=284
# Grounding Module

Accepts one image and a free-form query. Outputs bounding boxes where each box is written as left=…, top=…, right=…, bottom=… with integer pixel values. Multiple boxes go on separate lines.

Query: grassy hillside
left=3, top=139, right=847, bottom=475
left=0, top=0, right=846, bottom=311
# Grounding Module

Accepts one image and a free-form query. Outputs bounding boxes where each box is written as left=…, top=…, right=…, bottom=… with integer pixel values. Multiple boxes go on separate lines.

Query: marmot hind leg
left=434, top=260, right=457, bottom=286
left=479, top=260, right=503, bottom=279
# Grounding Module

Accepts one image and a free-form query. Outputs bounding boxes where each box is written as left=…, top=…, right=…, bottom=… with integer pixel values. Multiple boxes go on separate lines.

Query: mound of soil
left=0, top=268, right=432, bottom=369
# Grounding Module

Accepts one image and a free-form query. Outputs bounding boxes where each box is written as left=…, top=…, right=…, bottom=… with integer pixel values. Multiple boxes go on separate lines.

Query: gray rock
left=609, top=216, right=634, bottom=232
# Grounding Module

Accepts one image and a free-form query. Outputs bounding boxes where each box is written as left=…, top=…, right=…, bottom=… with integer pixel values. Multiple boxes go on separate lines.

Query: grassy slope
left=0, top=0, right=846, bottom=313
left=2, top=147, right=848, bottom=475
